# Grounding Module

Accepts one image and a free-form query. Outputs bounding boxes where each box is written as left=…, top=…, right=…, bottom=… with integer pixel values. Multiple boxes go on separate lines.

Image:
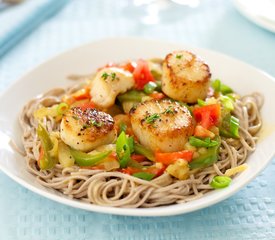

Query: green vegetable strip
left=220, top=95, right=234, bottom=111
left=134, top=143, right=155, bottom=161
left=151, top=69, right=162, bottom=81
left=210, top=176, right=232, bottom=189
left=132, top=172, right=155, bottom=181
left=220, top=84, right=233, bottom=95
left=70, top=149, right=111, bottom=167
left=36, top=124, right=56, bottom=170
left=211, top=79, right=233, bottom=95
left=189, top=136, right=219, bottom=148
left=189, top=137, right=221, bottom=169
left=220, top=114, right=240, bottom=138
left=211, top=79, right=221, bottom=92
left=155, top=80, right=162, bottom=91
left=56, top=102, right=69, bottom=115
left=197, top=99, right=207, bottom=107
left=116, top=131, right=131, bottom=168
left=128, top=159, right=144, bottom=169
left=117, top=90, right=146, bottom=102
left=144, top=81, right=158, bottom=94
left=128, top=136, right=134, bottom=153
left=119, top=122, right=127, bottom=134
left=226, top=93, right=237, bottom=101
left=229, top=116, right=240, bottom=138
left=37, top=124, right=53, bottom=150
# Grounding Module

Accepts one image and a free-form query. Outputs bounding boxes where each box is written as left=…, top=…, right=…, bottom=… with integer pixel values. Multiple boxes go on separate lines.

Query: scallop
left=90, top=67, right=135, bottom=108
left=162, top=50, right=211, bottom=103
left=60, top=107, right=116, bottom=152
left=130, top=99, right=194, bottom=152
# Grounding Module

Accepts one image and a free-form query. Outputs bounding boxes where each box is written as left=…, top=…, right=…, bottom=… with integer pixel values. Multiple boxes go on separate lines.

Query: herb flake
left=111, top=72, right=116, bottom=81
left=91, top=120, right=102, bottom=127
left=101, top=72, right=109, bottom=80
left=145, top=113, right=160, bottom=124
left=82, top=120, right=103, bottom=129
left=162, top=106, right=175, bottom=114
left=101, top=72, right=117, bottom=81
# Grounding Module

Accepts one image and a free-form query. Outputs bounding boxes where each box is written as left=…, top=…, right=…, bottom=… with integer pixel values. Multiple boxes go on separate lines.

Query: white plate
left=0, top=37, right=275, bottom=216
left=234, top=0, right=275, bottom=33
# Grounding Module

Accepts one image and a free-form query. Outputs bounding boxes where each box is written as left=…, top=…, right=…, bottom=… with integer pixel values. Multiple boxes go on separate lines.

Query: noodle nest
left=20, top=82, right=263, bottom=208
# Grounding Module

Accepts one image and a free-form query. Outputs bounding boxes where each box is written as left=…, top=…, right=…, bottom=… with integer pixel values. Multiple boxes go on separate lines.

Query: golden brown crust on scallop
left=162, top=51, right=211, bottom=103
left=130, top=99, right=194, bottom=152
left=60, top=107, right=116, bottom=152
left=62, top=107, right=114, bottom=141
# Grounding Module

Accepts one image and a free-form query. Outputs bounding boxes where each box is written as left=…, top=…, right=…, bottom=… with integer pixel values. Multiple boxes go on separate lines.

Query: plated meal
left=20, top=49, right=263, bottom=208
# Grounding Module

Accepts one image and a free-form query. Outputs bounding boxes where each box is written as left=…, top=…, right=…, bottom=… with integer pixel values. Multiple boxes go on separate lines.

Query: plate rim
left=234, top=0, right=275, bottom=33
left=0, top=37, right=275, bottom=216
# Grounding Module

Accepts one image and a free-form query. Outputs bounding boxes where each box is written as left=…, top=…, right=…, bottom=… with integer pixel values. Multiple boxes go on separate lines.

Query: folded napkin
left=0, top=0, right=70, bottom=58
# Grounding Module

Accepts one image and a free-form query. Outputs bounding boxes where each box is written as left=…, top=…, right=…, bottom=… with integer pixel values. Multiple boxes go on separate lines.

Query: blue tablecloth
left=0, top=0, right=275, bottom=239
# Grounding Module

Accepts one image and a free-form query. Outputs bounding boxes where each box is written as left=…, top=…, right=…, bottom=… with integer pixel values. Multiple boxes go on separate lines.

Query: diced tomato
left=121, top=167, right=140, bottom=175
left=194, top=125, right=215, bottom=138
left=193, top=104, right=220, bottom=129
left=133, top=59, right=155, bottom=90
left=78, top=101, right=96, bottom=110
left=110, top=152, right=117, bottom=159
left=149, top=92, right=165, bottom=100
left=120, top=61, right=137, bottom=73
left=73, top=87, right=91, bottom=101
left=155, top=150, right=193, bottom=165
left=145, top=166, right=166, bottom=177
left=62, top=95, right=75, bottom=105
left=63, top=87, right=91, bottom=105
left=131, top=154, right=147, bottom=162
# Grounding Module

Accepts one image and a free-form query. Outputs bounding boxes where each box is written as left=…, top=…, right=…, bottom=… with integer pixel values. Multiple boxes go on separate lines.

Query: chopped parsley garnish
left=145, top=113, right=160, bottom=124
left=91, top=120, right=102, bottom=127
left=82, top=120, right=103, bottom=129
left=101, top=72, right=117, bottom=81
left=176, top=54, right=182, bottom=59
left=162, top=106, right=175, bottom=114
left=144, top=107, right=175, bottom=125
left=101, top=72, right=109, bottom=80
left=111, top=72, right=116, bottom=81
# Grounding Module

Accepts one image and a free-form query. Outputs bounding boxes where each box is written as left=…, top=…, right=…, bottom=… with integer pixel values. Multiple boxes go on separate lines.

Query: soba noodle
left=19, top=82, right=263, bottom=208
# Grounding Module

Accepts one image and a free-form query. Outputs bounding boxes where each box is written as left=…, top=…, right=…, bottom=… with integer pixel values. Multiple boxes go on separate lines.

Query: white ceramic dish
left=0, top=38, right=275, bottom=217
left=234, top=0, right=275, bottom=33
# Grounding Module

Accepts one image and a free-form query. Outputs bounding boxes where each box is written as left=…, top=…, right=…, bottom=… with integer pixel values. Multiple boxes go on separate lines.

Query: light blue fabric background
left=0, top=0, right=69, bottom=57
left=0, top=0, right=275, bottom=239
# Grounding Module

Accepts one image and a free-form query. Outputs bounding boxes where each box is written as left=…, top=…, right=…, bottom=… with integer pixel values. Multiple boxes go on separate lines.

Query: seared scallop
left=162, top=50, right=211, bottom=103
left=60, top=107, right=116, bottom=152
left=90, top=67, right=135, bottom=108
left=130, top=100, right=194, bottom=152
